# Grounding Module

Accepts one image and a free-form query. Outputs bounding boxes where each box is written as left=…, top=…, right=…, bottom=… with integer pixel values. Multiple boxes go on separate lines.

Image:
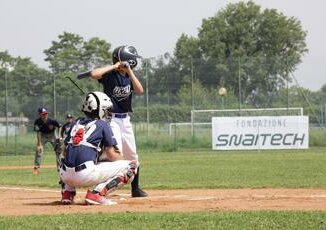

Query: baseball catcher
left=60, top=91, right=137, bottom=205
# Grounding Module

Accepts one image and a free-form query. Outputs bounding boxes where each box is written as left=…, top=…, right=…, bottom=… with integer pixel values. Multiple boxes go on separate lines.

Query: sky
left=0, top=0, right=325, bottom=91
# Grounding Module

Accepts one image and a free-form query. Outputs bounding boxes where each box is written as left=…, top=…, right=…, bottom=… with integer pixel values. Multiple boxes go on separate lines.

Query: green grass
left=0, top=211, right=326, bottom=230
left=0, top=133, right=36, bottom=155
left=1, top=148, right=326, bottom=229
left=0, top=147, right=326, bottom=189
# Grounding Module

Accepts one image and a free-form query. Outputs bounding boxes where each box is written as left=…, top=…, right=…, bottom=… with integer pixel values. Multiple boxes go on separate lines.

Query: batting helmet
left=81, top=92, right=113, bottom=120
left=112, top=45, right=141, bottom=69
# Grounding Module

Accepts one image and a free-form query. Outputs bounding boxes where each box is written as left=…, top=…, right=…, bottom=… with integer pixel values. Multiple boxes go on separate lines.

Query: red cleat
left=61, top=190, right=76, bottom=205
left=85, top=190, right=117, bottom=205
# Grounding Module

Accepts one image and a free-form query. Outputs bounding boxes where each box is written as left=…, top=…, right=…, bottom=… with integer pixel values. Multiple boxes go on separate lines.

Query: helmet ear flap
left=117, top=46, right=123, bottom=63
left=112, top=46, right=124, bottom=64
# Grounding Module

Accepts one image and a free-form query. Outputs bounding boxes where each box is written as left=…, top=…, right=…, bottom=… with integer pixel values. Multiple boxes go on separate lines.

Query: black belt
left=113, top=113, right=127, bottom=118
left=61, top=163, right=87, bottom=172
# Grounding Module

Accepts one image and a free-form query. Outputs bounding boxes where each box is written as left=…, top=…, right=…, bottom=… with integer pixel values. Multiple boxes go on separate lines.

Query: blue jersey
left=34, top=117, right=61, bottom=134
left=63, top=117, right=117, bottom=167
left=99, top=70, right=134, bottom=113
left=60, top=121, right=74, bottom=139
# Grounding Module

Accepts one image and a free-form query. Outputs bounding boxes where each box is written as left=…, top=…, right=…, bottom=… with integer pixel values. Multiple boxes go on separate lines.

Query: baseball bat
left=65, top=76, right=86, bottom=95
left=77, top=70, right=91, bottom=79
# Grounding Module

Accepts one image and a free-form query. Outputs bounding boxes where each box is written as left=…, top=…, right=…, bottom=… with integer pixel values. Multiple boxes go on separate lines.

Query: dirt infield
left=1, top=186, right=326, bottom=216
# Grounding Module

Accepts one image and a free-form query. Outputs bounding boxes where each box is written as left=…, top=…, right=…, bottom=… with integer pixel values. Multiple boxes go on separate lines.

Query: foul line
left=1, top=186, right=326, bottom=200
left=0, top=186, right=60, bottom=193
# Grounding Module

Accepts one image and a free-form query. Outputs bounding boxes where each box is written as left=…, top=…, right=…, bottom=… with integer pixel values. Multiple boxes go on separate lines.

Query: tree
left=321, top=84, right=326, bottom=94
left=82, top=37, right=112, bottom=68
left=174, top=1, right=307, bottom=107
left=0, top=51, right=54, bottom=118
left=43, top=32, right=113, bottom=112
left=44, top=32, right=112, bottom=73
left=44, top=32, right=84, bottom=73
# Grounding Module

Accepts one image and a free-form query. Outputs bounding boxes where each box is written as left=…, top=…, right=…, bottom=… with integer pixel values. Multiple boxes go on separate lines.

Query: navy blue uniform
left=63, top=117, right=117, bottom=167
left=61, top=122, right=74, bottom=139
left=34, top=117, right=61, bottom=134
left=96, top=64, right=147, bottom=197
left=99, top=70, right=133, bottom=113
left=33, top=117, right=62, bottom=171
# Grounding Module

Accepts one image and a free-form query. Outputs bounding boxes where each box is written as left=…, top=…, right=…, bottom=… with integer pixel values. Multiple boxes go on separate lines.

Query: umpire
left=33, top=107, right=62, bottom=175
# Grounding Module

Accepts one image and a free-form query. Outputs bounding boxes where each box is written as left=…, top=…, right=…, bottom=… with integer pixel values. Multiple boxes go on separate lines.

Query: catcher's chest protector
left=68, top=120, right=100, bottom=151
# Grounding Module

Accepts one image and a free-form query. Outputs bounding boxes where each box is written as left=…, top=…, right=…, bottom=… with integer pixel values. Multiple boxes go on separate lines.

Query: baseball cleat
left=85, top=190, right=117, bottom=205
left=131, top=188, right=148, bottom=197
left=61, top=190, right=76, bottom=205
left=32, top=167, right=40, bottom=175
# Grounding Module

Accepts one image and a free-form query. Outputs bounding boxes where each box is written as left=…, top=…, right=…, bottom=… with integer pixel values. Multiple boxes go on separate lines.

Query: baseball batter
left=60, top=92, right=136, bottom=205
left=88, top=45, right=147, bottom=197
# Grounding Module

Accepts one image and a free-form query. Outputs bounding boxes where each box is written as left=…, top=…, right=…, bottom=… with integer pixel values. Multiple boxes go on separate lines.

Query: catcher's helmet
left=112, top=45, right=141, bottom=69
left=81, top=92, right=113, bottom=119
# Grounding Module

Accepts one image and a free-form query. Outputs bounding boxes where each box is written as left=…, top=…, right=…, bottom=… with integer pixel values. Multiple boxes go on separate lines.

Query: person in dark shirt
left=60, top=91, right=136, bottom=205
left=60, top=114, right=74, bottom=140
left=89, top=45, right=147, bottom=197
left=33, top=107, right=62, bottom=175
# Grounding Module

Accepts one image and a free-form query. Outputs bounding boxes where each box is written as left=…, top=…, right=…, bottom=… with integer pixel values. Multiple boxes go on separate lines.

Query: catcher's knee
left=100, top=164, right=136, bottom=196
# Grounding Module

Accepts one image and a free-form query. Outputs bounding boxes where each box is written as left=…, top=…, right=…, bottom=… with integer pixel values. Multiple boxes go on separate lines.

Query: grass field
left=0, top=147, right=325, bottom=229
left=0, top=147, right=325, bottom=188
left=1, top=212, right=326, bottom=230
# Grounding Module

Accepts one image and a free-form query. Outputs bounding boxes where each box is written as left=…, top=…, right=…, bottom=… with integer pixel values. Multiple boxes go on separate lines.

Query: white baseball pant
left=110, top=114, right=139, bottom=165
left=60, top=160, right=135, bottom=193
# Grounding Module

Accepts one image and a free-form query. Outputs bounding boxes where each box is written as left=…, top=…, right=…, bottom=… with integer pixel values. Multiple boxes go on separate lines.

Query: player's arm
left=60, top=125, right=64, bottom=139
left=54, top=121, right=62, bottom=140
left=36, top=131, right=42, bottom=146
left=125, top=66, right=144, bottom=95
left=101, top=121, right=124, bottom=161
left=56, top=127, right=61, bottom=140
left=35, top=131, right=44, bottom=153
left=103, top=146, right=124, bottom=161
left=90, top=62, right=121, bottom=80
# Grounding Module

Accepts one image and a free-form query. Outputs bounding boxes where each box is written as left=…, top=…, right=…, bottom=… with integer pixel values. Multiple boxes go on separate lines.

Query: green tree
left=0, top=51, right=53, bottom=118
left=44, top=32, right=84, bottom=73
left=43, top=32, right=113, bottom=115
left=82, top=37, right=112, bottom=68
left=174, top=1, right=307, bottom=107
left=44, top=31, right=112, bottom=73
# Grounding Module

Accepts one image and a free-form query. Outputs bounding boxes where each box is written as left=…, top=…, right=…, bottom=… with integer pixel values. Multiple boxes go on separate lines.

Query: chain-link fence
left=0, top=56, right=326, bottom=154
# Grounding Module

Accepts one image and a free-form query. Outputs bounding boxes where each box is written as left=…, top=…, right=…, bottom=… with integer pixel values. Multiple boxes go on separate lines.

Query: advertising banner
left=212, top=116, right=309, bottom=150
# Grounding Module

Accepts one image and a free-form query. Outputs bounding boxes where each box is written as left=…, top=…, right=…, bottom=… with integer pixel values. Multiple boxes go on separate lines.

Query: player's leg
left=85, top=160, right=137, bottom=205
left=61, top=184, right=76, bottom=205
left=55, top=138, right=64, bottom=165
left=121, top=116, right=147, bottom=197
left=93, top=160, right=136, bottom=194
left=33, top=134, right=45, bottom=175
left=49, top=135, right=62, bottom=172
left=98, top=118, right=123, bottom=162
left=110, top=118, right=123, bottom=151
left=59, top=167, right=76, bottom=204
